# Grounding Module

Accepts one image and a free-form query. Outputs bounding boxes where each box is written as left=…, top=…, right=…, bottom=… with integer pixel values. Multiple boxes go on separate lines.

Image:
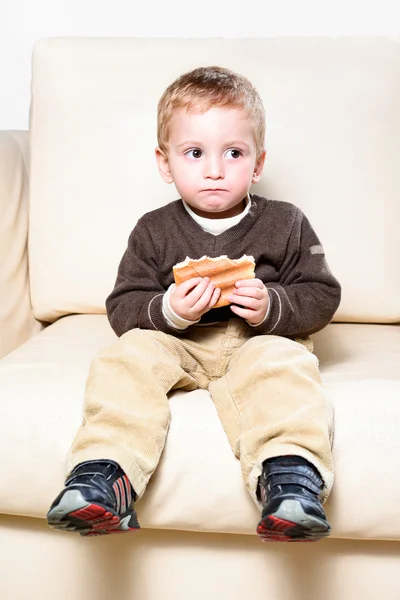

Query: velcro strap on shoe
left=66, top=471, right=104, bottom=485
left=265, top=472, right=322, bottom=496
left=263, top=463, right=324, bottom=487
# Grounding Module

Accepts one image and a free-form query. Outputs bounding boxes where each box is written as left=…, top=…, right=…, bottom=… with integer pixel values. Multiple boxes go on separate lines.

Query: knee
left=92, top=328, right=154, bottom=362
left=118, top=328, right=179, bottom=359
left=245, top=335, right=316, bottom=364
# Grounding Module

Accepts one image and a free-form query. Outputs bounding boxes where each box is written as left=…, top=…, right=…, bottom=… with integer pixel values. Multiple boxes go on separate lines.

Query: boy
left=47, top=66, right=341, bottom=542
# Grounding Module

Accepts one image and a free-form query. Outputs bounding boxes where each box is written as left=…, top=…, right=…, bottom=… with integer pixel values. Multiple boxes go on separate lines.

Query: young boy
left=47, top=66, right=341, bottom=542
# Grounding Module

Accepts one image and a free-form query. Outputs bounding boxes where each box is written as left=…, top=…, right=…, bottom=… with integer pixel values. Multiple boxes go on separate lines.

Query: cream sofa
left=1, top=38, right=399, bottom=600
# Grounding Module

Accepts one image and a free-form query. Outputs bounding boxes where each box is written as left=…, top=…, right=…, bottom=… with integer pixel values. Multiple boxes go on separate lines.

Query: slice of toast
left=173, top=254, right=255, bottom=308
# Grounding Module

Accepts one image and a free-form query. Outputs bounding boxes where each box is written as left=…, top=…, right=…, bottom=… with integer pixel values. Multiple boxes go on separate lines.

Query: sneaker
left=47, top=460, right=140, bottom=536
left=256, top=455, right=331, bottom=542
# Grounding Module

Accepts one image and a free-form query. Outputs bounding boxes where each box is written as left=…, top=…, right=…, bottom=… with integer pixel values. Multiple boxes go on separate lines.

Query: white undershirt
left=182, top=195, right=251, bottom=235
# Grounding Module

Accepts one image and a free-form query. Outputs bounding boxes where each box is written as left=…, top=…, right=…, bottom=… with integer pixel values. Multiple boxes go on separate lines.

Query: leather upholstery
left=0, top=314, right=399, bottom=540
left=28, top=38, right=400, bottom=323
left=0, top=131, right=42, bottom=358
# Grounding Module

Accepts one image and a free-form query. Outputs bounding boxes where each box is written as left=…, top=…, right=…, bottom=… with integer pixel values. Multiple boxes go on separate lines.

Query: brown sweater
left=106, top=194, right=341, bottom=338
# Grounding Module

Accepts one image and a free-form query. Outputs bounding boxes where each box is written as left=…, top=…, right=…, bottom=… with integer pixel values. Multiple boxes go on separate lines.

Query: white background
left=1, top=0, right=399, bottom=129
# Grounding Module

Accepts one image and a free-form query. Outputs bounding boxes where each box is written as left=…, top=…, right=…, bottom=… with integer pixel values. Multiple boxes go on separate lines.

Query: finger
left=230, top=304, right=259, bottom=320
left=209, top=287, right=221, bottom=308
left=235, top=278, right=264, bottom=289
left=191, top=281, right=216, bottom=310
left=230, top=286, right=263, bottom=299
left=186, top=279, right=213, bottom=307
left=176, top=277, right=204, bottom=298
left=229, top=295, right=260, bottom=310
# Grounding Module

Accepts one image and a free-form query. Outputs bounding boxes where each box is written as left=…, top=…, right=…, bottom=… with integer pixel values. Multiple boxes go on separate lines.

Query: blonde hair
left=157, top=66, right=266, bottom=160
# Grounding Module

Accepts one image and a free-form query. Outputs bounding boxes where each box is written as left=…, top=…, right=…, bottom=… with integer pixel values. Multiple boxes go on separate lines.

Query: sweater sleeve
left=252, top=208, right=341, bottom=337
left=106, top=219, right=184, bottom=336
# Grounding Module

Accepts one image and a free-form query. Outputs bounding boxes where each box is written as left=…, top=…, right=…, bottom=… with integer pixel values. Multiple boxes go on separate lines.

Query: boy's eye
left=225, top=149, right=242, bottom=159
left=187, top=149, right=203, bottom=159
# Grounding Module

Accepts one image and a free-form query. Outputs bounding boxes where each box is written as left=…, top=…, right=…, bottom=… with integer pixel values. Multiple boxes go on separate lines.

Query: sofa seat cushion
left=0, top=315, right=399, bottom=540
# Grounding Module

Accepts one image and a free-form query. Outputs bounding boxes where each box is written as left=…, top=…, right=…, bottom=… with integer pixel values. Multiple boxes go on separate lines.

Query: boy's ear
left=252, top=150, right=267, bottom=183
left=155, top=147, right=174, bottom=184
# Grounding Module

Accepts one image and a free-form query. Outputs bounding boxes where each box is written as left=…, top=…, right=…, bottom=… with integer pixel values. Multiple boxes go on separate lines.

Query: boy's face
left=156, top=107, right=266, bottom=219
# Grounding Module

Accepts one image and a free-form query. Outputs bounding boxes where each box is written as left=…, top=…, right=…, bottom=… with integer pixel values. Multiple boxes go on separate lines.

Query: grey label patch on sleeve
left=309, top=244, right=324, bottom=255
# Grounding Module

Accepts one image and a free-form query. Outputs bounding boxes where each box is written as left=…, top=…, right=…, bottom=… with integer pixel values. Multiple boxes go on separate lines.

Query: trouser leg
left=209, top=333, right=334, bottom=508
left=67, top=328, right=198, bottom=498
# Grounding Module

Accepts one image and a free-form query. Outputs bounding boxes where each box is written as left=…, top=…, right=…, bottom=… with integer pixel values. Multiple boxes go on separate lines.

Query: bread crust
left=173, top=255, right=255, bottom=308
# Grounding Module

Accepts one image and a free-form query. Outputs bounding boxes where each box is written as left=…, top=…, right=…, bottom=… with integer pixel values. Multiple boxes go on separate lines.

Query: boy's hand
left=228, top=278, right=269, bottom=325
left=170, top=277, right=221, bottom=321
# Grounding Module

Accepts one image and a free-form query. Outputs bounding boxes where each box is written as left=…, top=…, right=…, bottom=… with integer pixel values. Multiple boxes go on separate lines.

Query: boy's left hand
left=228, top=278, right=269, bottom=325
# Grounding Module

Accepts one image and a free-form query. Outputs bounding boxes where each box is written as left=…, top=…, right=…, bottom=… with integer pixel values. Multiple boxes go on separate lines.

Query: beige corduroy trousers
left=67, top=319, right=334, bottom=507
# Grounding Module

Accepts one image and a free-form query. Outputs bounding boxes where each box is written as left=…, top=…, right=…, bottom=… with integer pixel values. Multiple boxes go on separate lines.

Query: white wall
left=1, top=0, right=399, bottom=129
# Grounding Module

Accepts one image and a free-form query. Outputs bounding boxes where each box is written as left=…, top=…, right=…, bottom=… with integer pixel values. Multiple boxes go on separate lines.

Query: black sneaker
left=256, top=456, right=331, bottom=542
left=47, top=460, right=140, bottom=537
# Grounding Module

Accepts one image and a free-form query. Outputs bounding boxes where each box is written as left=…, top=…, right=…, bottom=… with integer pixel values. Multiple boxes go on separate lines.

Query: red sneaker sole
left=257, top=514, right=326, bottom=542
left=49, top=501, right=139, bottom=536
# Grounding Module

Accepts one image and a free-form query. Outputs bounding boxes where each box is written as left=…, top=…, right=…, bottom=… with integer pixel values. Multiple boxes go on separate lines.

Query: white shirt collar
left=182, top=194, right=251, bottom=236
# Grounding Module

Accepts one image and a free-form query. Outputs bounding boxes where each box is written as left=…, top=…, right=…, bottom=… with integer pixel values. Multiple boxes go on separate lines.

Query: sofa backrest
left=28, top=38, right=400, bottom=324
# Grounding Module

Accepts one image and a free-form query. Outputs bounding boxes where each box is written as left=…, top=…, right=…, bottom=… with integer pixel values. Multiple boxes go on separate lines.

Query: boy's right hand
left=170, top=277, right=221, bottom=321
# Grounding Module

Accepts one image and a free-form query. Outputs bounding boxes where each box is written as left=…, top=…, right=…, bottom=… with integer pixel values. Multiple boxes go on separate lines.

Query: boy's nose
left=203, top=156, right=224, bottom=179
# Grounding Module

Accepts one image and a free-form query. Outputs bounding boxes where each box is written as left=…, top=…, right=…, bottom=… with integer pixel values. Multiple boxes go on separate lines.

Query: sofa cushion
left=0, top=131, right=42, bottom=359
left=28, top=38, right=400, bottom=324
left=0, top=315, right=399, bottom=540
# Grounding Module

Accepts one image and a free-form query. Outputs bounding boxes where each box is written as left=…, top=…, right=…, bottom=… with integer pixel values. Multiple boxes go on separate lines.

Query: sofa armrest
left=0, top=131, right=43, bottom=359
